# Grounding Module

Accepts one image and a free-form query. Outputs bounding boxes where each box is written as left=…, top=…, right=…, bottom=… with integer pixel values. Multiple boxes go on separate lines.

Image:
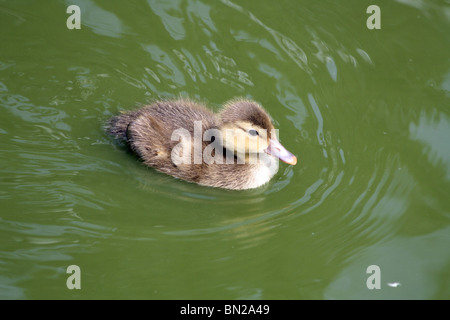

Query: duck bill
left=265, top=139, right=297, bottom=165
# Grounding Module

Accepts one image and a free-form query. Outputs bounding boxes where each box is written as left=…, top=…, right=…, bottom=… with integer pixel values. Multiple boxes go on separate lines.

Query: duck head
left=218, top=99, right=297, bottom=165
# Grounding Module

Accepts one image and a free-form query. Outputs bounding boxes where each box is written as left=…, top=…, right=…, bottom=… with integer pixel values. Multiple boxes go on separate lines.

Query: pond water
left=0, top=0, right=449, bottom=299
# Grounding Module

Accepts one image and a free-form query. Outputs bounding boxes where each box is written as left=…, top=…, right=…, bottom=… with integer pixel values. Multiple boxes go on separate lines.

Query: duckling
left=107, top=98, right=296, bottom=190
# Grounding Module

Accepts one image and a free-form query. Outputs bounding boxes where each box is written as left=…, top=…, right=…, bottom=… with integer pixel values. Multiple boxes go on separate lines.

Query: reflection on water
left=410, top=111, right=450, bottom=180
left=65, top=0, right=126, bottom=38
left=0, top=0, right=449, bottom=299
left=325, top=226, right=450, bottom=299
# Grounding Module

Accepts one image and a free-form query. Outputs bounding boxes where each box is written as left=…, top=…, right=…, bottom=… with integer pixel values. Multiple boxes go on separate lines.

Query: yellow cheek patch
left=220, top=122, right=269, bottom=153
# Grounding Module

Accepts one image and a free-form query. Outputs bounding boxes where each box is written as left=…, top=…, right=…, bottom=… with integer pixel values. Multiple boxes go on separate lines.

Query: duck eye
left=248, top=129, right=259, bottom=136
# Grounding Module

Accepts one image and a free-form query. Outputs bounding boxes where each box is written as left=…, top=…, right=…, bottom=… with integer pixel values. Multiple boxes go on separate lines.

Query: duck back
left=108, top=100, right=217, bottom=183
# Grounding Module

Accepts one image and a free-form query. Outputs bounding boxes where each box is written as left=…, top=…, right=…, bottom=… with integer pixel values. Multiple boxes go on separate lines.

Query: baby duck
left=107, top=98, right=296, bottom=190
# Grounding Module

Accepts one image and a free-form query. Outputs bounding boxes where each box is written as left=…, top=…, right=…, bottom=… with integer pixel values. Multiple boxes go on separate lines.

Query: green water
left=1, top=0, right=449, bottom=300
